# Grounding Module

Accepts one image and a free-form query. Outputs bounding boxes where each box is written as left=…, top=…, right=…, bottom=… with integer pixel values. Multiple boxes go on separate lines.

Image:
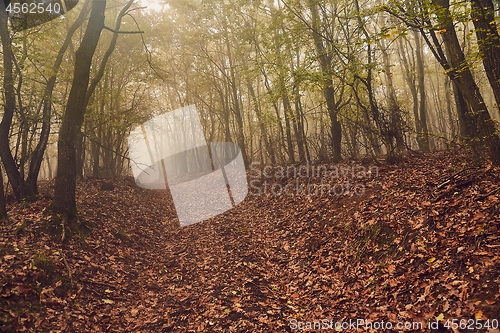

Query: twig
left=103, top=26, right=144, bottom=34
left=81, top=279, right=134, bottom=295
left=436, top=166, right=480, bottom=189
left=81, top=279, right=118, bottom=289
left=475, top=186, right=500, bottom=201
left=61, top=218, right=66, bottom=242
left=60, top=250, right=73, bottom=287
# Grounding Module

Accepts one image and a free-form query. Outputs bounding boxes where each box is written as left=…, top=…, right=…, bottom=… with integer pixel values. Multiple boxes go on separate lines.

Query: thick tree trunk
left=27, top=0, right=91, bottom=193
left=450, top=79, right=470, bottom=138
left=431, top=0, right=500, bottom=164
left=471, top=0, right=500, bottom=110
left=51, top=0, right=106, bottom=220
left=75, top=131, right=84, bottom=180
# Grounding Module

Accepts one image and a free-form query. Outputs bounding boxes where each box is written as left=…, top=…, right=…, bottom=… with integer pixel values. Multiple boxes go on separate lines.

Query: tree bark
left=308, top=0, right=342, bottom=161
left=247, top=81, right=276, bottom=164
left=27, top=0, right=91, bottom=193
left=0, top=162, right=7, bottom=218
left=470, top=0, right=500, bottom=110
left=431, top=0, right=500, bottom=164
left=223, top=19, right=248, bottom=166
left=75, top=131, right=84, bottom=180
left=279, top=75, right=296, bottom=164
left=293, top=77, right=309, bottom=162
left=51, top=0, right=107, bottom=220
left=0, top=2, right=33, bottom=201
left=414, top=30, right=431, bottom=151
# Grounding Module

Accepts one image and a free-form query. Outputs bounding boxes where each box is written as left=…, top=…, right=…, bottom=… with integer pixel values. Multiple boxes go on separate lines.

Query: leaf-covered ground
left=1, top=150, right=499, bottom=332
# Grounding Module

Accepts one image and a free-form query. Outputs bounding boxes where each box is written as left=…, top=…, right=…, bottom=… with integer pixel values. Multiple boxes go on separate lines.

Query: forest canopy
left=0, top=0, right=500, bottom=219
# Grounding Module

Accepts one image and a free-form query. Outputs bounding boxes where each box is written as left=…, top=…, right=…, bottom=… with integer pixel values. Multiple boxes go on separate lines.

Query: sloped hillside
left=1, top=149, right=499, bottom=332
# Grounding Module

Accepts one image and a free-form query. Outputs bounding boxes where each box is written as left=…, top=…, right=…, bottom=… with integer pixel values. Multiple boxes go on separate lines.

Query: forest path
left=1, top=149, right=499, bottom=332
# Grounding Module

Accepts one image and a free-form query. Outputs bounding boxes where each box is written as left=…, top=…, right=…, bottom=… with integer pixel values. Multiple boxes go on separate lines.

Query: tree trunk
left=470, top=0, right=500, bottom=111
left=293, top=79, right=309, bottom=162
left=379, top=38, right=406, bottom=155
left=325, top=83, right=342, bottom=162
left=223, top=21, right=248, bottom=166
left=414, top=30, right=431, bottom=151
left=308, top=0, right=342, bottom=162
left=0, top=162, right=6, bottom=218
left=92, top=123, right=101, bottom=178
left=75, top=131, right=84, bottom=180
left=398, top=35, right=421, bottom=149
left=280, top=76, right=296, bottom=164
left=51, top=0, right=106, bottom=220
left=247, top=82, right=276, bottom=164
left=0, top=2, right=33, bottom=201
left=444, top=76, right=457, bottom=139
left=431, top=0, right=500, bottom=164
left=27, top=0, right=91, bottom=193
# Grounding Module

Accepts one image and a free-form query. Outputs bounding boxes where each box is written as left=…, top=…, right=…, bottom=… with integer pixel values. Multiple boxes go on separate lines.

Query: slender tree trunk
left=350, top=81, right=382, bottom=156
left=380, top=39, right=406, bottom=154
left=289, top=46, right=306, bottom=162
left=308, top=1, right=342, bottom=161
left=51, top=0, right=107, bottom=221
left=326, top=84, right=343, bottom=162
left=293, top=80, right=309, bottom=162
left=247, top=82, right=276, bottom=164
left=262, top=70, right=287, bottom=163
left=354, top=0, right=388, bottom=156
left=444, top=76, right=457, bottom=139
left=92, top=123, right=101, bottom=178
left=46, top=154, right=53, bottom=180
left=27, top=0, right=91, bottom=193
left=0, top=162, right=6, bottom=218
left=0, top=2, right=33, bottom=201
left=223, top=21, right=248, bottom=166
left=279, top=76, right=296, bottom=164
left=398, top=34, right=421, bottom=148
left=414, top=30, right=431, bottom=151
